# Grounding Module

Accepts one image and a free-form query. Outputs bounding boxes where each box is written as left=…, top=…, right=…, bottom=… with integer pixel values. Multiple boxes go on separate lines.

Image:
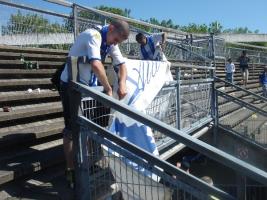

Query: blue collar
left=100, top=25, right=111, bottom=62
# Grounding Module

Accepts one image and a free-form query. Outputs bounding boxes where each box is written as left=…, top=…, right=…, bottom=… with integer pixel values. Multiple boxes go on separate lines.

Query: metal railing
left=215, top=77, right=267, bottom=148
left=67, top=56, right=267, bottom=200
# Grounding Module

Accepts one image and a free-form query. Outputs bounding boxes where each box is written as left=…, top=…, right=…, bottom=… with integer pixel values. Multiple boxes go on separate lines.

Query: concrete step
left=0, top=163, right=74, bottom=200
left=0, top=117, right=64, bottom=149
left=0, top=60, right=65, bottom=69
left=0, top=89, right=59, bottom=104
left=0, top=102, right=62, bottom=123
left=0, top=139, right=63, bottom=186
left=0, top=78, right=52, bottom=88
left=0, top=69, right=56, bottom=78
left=0, top=52, right=66, bottom=62
left=0, top=45, right=68, bottom=55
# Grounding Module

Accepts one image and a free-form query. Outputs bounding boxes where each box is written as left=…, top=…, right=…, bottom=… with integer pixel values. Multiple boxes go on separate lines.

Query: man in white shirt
left=135, top=32, right=167, bottom=61
left=59, top=20, right=129, bottom=188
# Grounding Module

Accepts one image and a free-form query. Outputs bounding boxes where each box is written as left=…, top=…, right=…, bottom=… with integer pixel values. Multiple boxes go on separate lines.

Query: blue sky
left=4, top=0, right=267, bottom=33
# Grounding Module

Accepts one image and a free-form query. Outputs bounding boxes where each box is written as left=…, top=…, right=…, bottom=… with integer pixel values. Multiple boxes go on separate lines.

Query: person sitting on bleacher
left=259, top=66, right=267, bottom=98
left=59, top=19, right=130, bottom=189
left=135, top=32, right=167, bottom=61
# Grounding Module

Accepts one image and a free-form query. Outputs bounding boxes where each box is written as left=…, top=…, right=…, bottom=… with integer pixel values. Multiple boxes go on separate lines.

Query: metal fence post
left=67, top=57, right=90, bottom=200
left=73, top=3, right=78, bottom=39
left=176, top=68, right=181, bottom=130
left=210, top=33, right=218, bottom=145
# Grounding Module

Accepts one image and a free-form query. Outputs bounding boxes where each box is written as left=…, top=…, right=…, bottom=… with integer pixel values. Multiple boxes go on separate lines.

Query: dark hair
left=136, top=33, right=145, bottom=42
left=242, top=50, right=247, bottom=55
left=180, top=160, right=190, bottom=171
left=227, top=58, right=232, bottom=62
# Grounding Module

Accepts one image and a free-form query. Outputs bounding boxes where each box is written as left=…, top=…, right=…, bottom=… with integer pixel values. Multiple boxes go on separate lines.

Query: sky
left=4, top=0, right=267, bottom=33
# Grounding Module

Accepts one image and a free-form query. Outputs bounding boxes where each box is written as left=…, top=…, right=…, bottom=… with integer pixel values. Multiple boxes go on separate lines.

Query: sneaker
left=66, top=169, right=75, bottom=189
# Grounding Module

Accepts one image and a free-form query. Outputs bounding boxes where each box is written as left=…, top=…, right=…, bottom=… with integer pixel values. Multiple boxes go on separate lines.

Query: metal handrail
left=44, top=0, right=187, bottom=35
left=79, top=115, right=234, bottom=200
left=70, top=80, right=267, bottom=185
left=215, top=77, right=267, bottom=102
left=216, top=89, right=267, bottom=117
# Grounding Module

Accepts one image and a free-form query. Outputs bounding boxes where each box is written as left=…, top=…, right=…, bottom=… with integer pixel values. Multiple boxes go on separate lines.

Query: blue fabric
left=141, top=36, right=155, bottom=60
left=226, top=72, right=234, bottom=84
left=90, top=26, right=111, bottom=86
left=259, top=72, right=267, bottom=84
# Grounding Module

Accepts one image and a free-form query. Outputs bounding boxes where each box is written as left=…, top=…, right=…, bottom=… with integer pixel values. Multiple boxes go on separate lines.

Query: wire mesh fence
left=218, top=92, right=267, bottom=147
left=78, top=93, right=224, bottom=200
left=217, top=184, right=267, bottom=200
left=79, top=125, right=212, bottom=200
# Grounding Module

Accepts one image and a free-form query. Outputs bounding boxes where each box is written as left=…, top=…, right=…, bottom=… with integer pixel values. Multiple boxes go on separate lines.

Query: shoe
left=66, top=169, right=75, bottom=189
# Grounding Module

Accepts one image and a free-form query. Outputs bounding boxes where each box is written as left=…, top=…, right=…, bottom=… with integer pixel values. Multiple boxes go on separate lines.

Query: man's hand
left=117, top=81, right=127, bottom=100
left=106, top=88, right=113, bottom=97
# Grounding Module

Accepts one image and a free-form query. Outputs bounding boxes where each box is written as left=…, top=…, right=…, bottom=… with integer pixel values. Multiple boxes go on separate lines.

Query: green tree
left=208, top=21, right=223, bottom=34
left=2, top=10, right=64, bottom=35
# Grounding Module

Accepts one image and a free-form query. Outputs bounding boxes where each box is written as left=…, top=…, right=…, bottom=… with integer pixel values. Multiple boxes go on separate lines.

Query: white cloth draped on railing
left=109, top=59, right=173, bottom=156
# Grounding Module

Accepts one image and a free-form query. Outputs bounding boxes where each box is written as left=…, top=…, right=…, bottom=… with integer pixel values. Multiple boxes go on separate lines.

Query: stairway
left=0, top=45, right=70, bottom=199
left=215, top=61, right=267, bottom=147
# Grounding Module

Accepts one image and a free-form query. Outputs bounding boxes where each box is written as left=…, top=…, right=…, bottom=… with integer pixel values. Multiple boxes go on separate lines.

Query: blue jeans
left=226, top=73, right=234, bottom=84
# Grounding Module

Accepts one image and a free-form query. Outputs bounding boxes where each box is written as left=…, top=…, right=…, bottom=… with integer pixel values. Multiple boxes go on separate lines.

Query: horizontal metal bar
left=70, top=80, right=267, bottom=185
left=216, top=89, right=267, bottom=117
left=215, top=77, right=267, bottom=102
left=158, top=117, right=212, bottom=153
left=218, top=125, right=267, bottom=151
left=180, top=78, right=214, bottom=85
left=160, top=126, right=211, bottom=160
left=44, top=0, right=72, bottom=7
left=171, top=62, right=215, bottom=70
left=0, top=0, right=71, bottom=19
left=78, top=116, right=234, bottom=200
left=52, top=0, right=187, bottom=35
left=167, top=41, right=213, bottom=62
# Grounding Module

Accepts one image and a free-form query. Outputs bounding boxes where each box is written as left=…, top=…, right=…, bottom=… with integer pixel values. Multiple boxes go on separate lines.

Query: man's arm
left=90, top=60, right=112, bottom=96
left=117, top=63, right=127, bottom=99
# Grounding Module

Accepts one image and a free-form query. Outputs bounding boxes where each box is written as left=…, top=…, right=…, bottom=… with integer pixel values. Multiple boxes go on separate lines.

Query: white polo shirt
left=60, top=27, right=125, bottom=85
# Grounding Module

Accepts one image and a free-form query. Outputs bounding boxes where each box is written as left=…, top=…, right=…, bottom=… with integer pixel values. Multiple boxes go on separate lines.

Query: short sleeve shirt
left=60, top=27, right=125, bottom=84
left=139, top=33, right=166, bottom=60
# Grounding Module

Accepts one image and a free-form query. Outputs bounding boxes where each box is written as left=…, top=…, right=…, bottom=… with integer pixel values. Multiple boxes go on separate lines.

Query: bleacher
left=0, top=43, right=266, bottom=199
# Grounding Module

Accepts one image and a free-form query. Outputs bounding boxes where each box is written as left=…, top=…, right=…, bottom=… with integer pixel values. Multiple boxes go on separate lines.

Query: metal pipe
left=70, top=80, right=267, bottom=185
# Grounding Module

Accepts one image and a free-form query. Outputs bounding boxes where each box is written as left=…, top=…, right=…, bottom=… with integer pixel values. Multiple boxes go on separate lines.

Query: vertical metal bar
left=73, top=3, right=78, bottom=39
left=176, top=68, right=181, bottom=130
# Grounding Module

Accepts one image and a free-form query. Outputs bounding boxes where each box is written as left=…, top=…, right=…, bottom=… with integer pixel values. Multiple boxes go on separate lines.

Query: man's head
left=227, top=58, right=232, bottom=63
left=136, top=33, right=147, bottom=45
left=264, top=66, right=267, bottom=73
left=242, top=50, right=247, bottom=56
left=107, top=20, right=129, bottom=45
left=201, top=176, right=214, bottom=186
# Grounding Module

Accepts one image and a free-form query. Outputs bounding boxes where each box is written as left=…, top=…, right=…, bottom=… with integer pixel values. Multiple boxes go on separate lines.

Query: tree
left=208, top=21, right=223, bottom=34
left=2, top=10, right=64, bottom=35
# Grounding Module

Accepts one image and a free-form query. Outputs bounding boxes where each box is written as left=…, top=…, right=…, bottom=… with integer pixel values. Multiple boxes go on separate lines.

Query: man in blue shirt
left=259, top=66, right=267, bottom=97
left=136, top=32, right=167, bottom=61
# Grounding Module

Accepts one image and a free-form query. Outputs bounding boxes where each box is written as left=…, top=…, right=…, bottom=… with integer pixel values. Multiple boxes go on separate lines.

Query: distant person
left=225, top=58, right=235, bottom=84
left=135, top=32, right=167, bottom=61
left=238, top=50, right=250, bottom=86
left=259, top=66, right=267, bottom=98
left=201, top=176, right=220, bottom=200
